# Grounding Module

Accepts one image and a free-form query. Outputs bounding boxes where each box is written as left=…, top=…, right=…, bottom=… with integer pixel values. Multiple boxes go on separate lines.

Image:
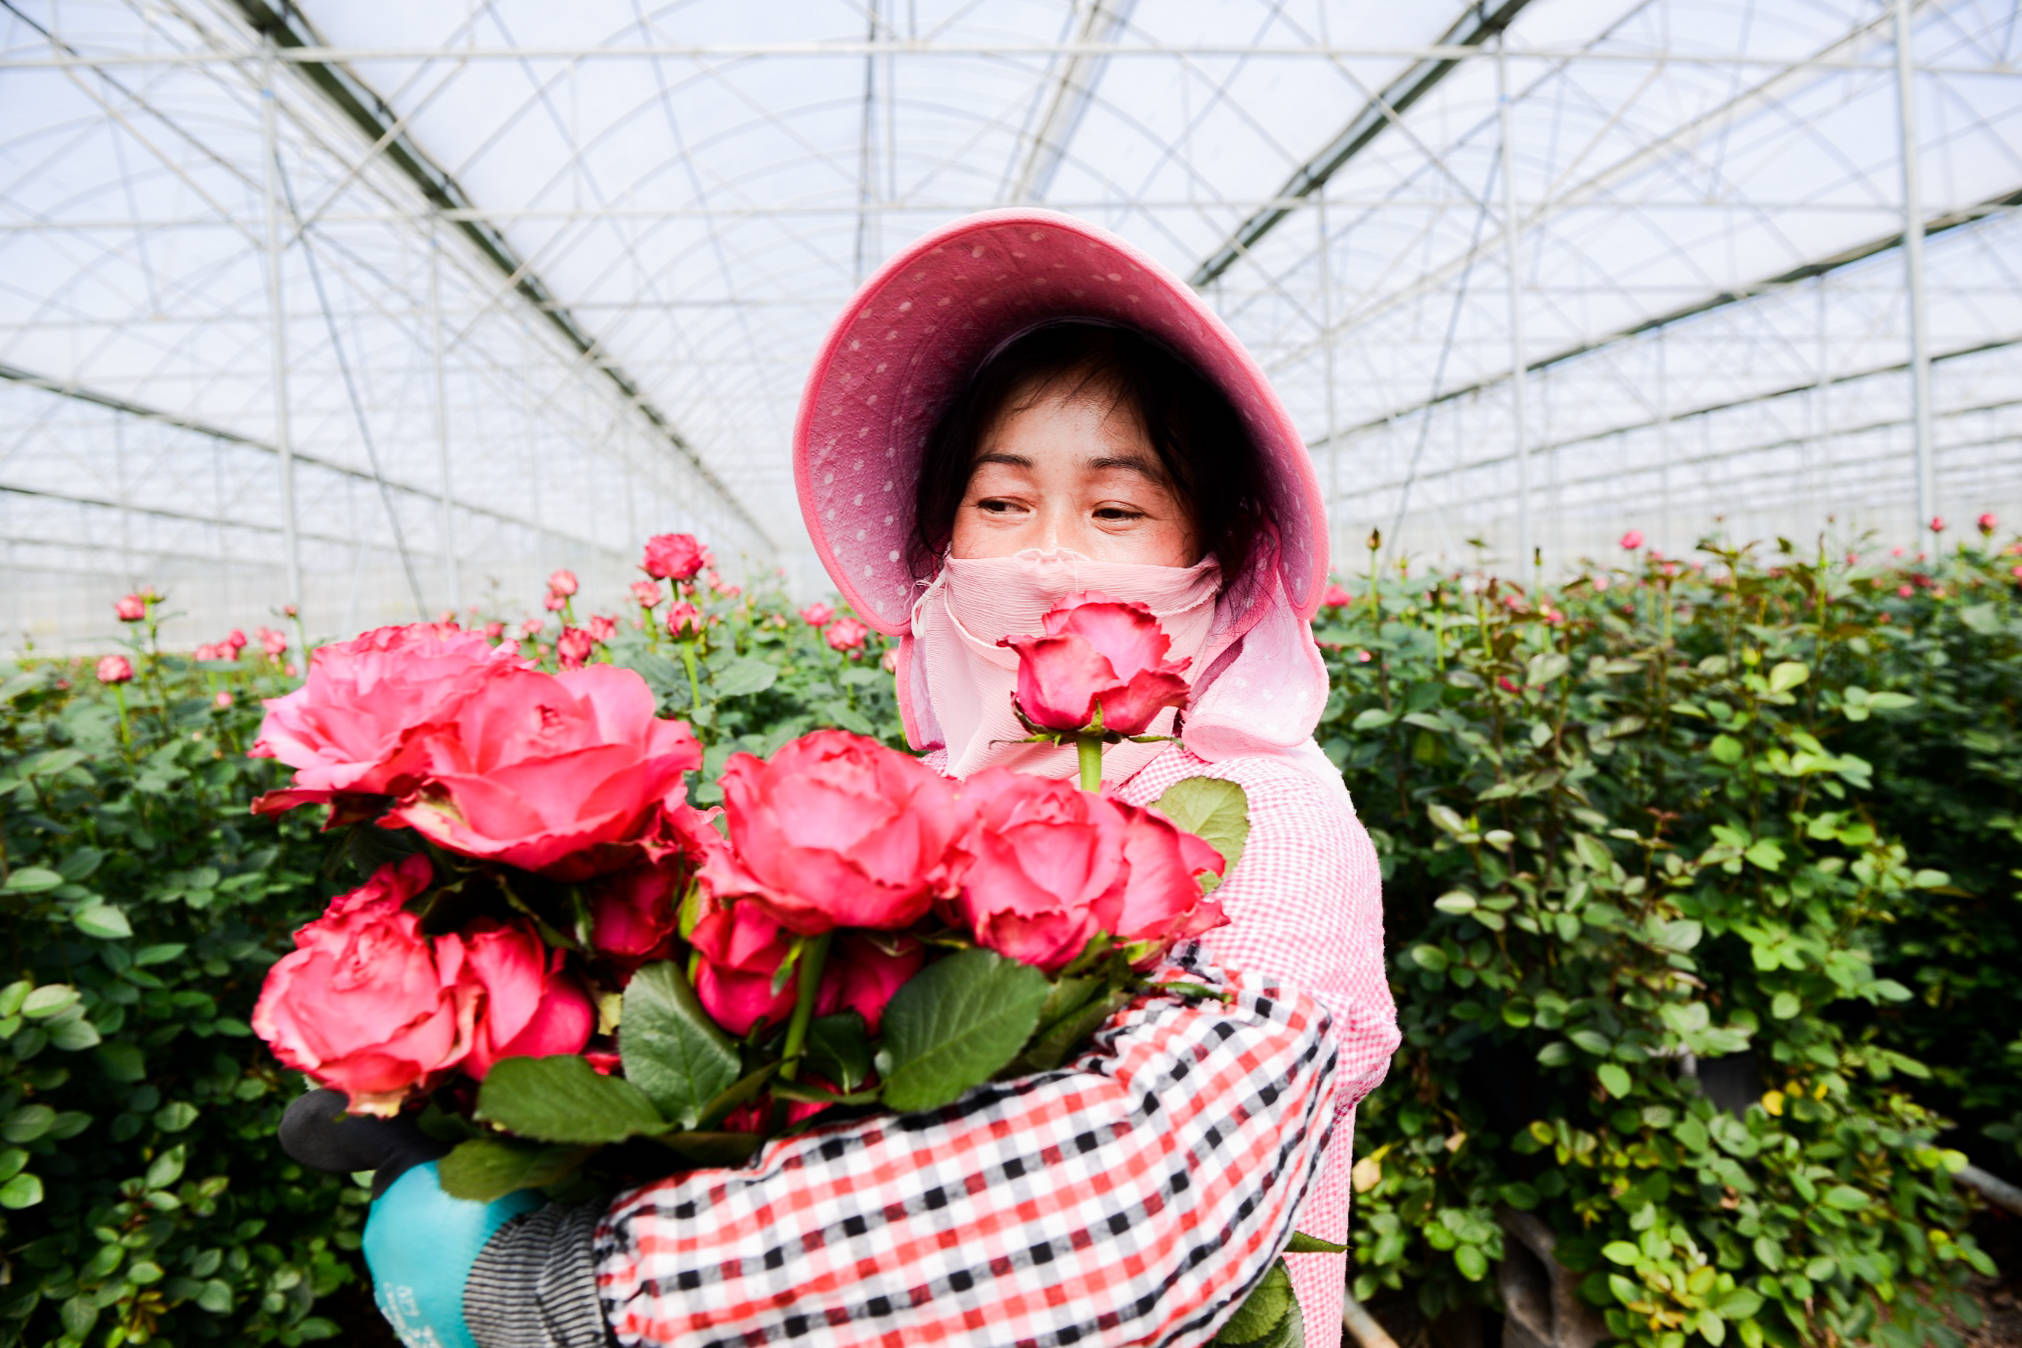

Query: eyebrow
left=969, top=450, right=1166, bottom=483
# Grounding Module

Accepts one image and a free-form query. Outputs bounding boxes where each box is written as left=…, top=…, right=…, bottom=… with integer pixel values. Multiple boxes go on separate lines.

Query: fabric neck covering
left=908, top=549, right=1220, bottom=780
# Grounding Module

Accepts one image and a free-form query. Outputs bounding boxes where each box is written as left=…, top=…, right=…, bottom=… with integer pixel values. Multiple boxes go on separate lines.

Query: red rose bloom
left=642, top=533, right=709, bottom=581
left=252, top=857, right=479, bottom=1115
left=702, top=730, right=960, bottom=935
left=385, top=665, right=702, bottom=879
left=1000, top=592, right=1192, bottom=736
left=459, top=921, right=595, bottom=1079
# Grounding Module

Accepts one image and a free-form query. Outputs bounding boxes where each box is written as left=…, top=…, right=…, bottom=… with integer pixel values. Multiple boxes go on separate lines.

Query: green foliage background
left=1, top=534, right=2014, bottom=1346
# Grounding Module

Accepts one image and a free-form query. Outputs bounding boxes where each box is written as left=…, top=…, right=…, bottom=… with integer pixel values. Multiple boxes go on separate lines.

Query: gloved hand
left=281, top=1090, right=542, bottom=1348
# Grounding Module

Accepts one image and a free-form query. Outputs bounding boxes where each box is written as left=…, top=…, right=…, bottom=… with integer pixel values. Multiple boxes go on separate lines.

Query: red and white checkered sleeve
left=590, top=950, right=1341, bottom=1347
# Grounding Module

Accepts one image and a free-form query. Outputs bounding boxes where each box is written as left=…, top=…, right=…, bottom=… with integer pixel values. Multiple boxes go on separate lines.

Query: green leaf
left=1218, top=1257, right=1295, bottom=1344
left=1284, top=1231, right=1348, bottom=1254
left=132, top=943, right=186, bottom=967
left=1454, top=1244, right=1489, bottom=1281
left=1433, top=891, right=1478, bottom=914
left=1771, top=991, right=1801, bottom=1020
left=1408, top=944, right=1449, bottom=973
left=1349, top=707, right=1395, bottom=731
left=1821, top=1185, right=1870, bottom=1211
left=1526, top=651, right=1571, bottom=685
left=1153, top=778, right=1251, bottom=888
left=1766, top=661, right=1809, bottom=693
left=20, top=985, right=77, bottom=1020
left=145, top=1145, right=185, bottom=1191
left=1708, top=734, right=1744, bottom=765
left=437, top=1137, right=592, bottom=1202
left=875, top=949, right=1051, bottom=1112
left=1602, top=1240, right=1641, bottom=1266
left=3, top=1106, right=55, bottom=1144
left=2, top=867, right=63, bottom=894
left=49, top=1016, right=100, bottom=1051
left=619, top=961, right=742, bottom=1130
left=0, top=1172, right=43, bottom=1208
left=475, top=1056, right=668, bottom=1144
left=72, top=904, right=132, bottom=940
left=712, top=657, right=779, bottom=698
left=803, top=1012, right=873, bottom=1093
left=96, top=1041, right=146, bottom=1082
left=1597, top=1063, right=1632, bottom=1098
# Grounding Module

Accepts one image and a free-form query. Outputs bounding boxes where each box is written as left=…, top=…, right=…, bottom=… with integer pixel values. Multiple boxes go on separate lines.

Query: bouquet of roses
left=247, top=592, right=1254, bottom=1206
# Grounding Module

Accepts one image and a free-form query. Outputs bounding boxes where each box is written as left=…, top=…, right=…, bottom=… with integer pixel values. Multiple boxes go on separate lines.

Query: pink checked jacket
left=585, top=742, right=1399, bottom=1346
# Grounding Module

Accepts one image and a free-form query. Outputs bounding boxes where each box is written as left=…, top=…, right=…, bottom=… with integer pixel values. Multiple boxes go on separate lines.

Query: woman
left=304, top=210, right=1398, bottom=1348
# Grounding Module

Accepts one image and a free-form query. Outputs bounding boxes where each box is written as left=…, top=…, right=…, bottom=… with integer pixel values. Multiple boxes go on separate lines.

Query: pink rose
left=825, top=618, right=867, bottom=652
left=1620, top=530, right=1645, bottom=550
left=631, top=580, right=663, bottom=608
left=557, top=626, right=594, bottom=669
left=214, top=691, right=234, bottom=710
left=943, top=770, right=1130, bottom=972
left=483, top=621, right=506, bottom=640
left=193, top=644, right=220, bottom=662
left=1108, top=801, right=1227, bottom=956
left=1320, top=583, right=1352, bottom=608
left=689, top=892, right=799, bottom=1035
left=586, top=614, right=617, bottom=643
left=642, top=533, right=708, bottom=582
left=880, top=648, right=899, bottom=674
left=1000, top=592, right=1191, bottom=737
left=249, top=623, right=520, bottom=815
left=252, top=857, right=479, bottom=1115
left=96, top=655, right=133, bottom=685
left=385, top=665, right=702, bottom=879
left=114, top=594, right=147, bottom=622
left=258, top=627, right=288, bottom=658
left=547, top=569, right=579, bottom=598
left=1979, top=513, right=1998, bottom=536
left=1929, top=516, right=1946, bottom=534
left=701, top=730, right=960, bottom=935
left=587, top=805, right=721, bottom=969
left=543, top=593, right=566, bottom=612
left=799, top=602, right=834, bottom=628
left=667, top=602, right=704, bottom=638
left=226, top=629, right=248, bottom=651
left=459, top=921, right=595, bottom=1079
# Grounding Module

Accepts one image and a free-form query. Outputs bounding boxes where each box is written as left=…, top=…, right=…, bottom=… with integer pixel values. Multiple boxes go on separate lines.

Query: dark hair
left=910, top=320, right=1267, bottom=580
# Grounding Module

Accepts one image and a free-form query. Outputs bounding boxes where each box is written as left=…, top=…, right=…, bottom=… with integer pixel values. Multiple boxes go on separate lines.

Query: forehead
left=977, top=372, right=1150, bottom=455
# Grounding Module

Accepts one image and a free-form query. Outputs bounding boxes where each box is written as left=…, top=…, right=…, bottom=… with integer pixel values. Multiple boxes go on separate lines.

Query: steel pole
left=260, top=47, right=303, bottom=620
left=1317, top=195, right=1341, bottom=567
left=1495, top=37, right=1532, bottom=572
left=428, top=224, right=460, bottom=612
left=1894, top=0, right=1935, bottom=533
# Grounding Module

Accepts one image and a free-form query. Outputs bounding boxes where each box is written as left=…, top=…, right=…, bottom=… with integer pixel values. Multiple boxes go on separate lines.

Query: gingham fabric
left=591, top=945, right=1340, bottom=1347
left=1112, top=743, right=1399, bottom=1348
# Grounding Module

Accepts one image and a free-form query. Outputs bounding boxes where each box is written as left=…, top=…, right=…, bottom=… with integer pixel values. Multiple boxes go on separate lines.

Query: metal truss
left=1, top=0, right=2019, bottom=651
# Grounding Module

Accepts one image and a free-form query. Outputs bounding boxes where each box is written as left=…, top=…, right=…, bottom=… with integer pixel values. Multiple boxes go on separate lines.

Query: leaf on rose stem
left=803, top=1012, right=872, bottom=1093
left=712, top=657, right=778, bottom=698
left=620, top=962, right=742, bottom=1130
left=1152, top=778, right=1250, bottom=892
left=1005, top=982, right=1132, bottom=1076
left=1212, top=1257, right=1300, bottom=1347
left=1284, top=1231, right=1348, bottom=1254
left=474, top=1055, right=667, bottom=1144
left=874, top=949, right=1051, bottom=1112
left=437, top=1137, right=592, bottom=1203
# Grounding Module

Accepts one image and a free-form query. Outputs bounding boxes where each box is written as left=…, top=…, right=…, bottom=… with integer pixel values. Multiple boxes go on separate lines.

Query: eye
left=975, top=498, right=1019, bottom=515
left=1094, top=506, right=1145, bottom=522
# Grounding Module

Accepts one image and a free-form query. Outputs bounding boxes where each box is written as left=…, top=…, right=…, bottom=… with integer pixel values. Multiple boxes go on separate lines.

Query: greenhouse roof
left=3, top=0, right=2020, bottom=646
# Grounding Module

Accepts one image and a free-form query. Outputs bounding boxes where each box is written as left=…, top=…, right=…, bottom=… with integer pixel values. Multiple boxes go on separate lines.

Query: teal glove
left=281, top=1090, right=542, bottom=1348
left=364, top=1161, right=542, bottom=1348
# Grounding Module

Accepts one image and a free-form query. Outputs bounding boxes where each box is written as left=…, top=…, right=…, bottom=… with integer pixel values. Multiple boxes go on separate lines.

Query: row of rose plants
left=1325, top=519, right=2017, bottom=1348
left=2, top=519, right=2015, bottom=1346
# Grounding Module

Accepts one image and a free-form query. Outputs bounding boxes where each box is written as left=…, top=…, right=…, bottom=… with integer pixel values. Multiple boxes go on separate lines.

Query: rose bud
left=1000, top=592, right=1191, bottom=737
left=96, top=655, right=134, bottom=685
left=666, top=602, right=704, bottom=638
left=547, top=568, right=579, bottom=598
left=798, top=602, right=834, bottom=628
left=701, top=730, right=960, bottom=935
left=114, top=593, right=147, bottom=622
left=1320, top=583, right=1352, bottom=608
left=630, top=579, right=663, bottom=608
left=251, top=857, right=478, bottom=1115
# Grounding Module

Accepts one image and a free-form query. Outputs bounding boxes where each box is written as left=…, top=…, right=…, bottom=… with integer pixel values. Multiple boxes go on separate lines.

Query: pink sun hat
left=792, top=208, right=1329, bottom=636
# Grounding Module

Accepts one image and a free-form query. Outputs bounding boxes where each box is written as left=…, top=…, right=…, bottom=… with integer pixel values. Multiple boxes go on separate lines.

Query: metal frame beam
left=223, top=0, right=772, bottom=549
left=1190, top=0, right=1535, bottom=287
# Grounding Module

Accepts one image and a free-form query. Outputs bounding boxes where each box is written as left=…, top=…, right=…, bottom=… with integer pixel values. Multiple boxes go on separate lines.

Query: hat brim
left=793, top=208, right=1328, bottom=636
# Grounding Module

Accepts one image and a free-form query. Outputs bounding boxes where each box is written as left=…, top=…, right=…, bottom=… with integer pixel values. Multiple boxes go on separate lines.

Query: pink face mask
left=909, top=549, right=1221, bottom=780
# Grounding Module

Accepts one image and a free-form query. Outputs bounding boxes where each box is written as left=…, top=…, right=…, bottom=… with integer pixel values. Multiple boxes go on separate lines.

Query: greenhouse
left=1, top=2, right=2019, bottom=1347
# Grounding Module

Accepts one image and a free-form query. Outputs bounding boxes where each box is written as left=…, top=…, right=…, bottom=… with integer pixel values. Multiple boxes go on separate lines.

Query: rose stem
left=1076, top=735, right=1103, bottom=793
left=777, top=931, right=833, bottom=1083
left=680, top=643, right=706, bottom=716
